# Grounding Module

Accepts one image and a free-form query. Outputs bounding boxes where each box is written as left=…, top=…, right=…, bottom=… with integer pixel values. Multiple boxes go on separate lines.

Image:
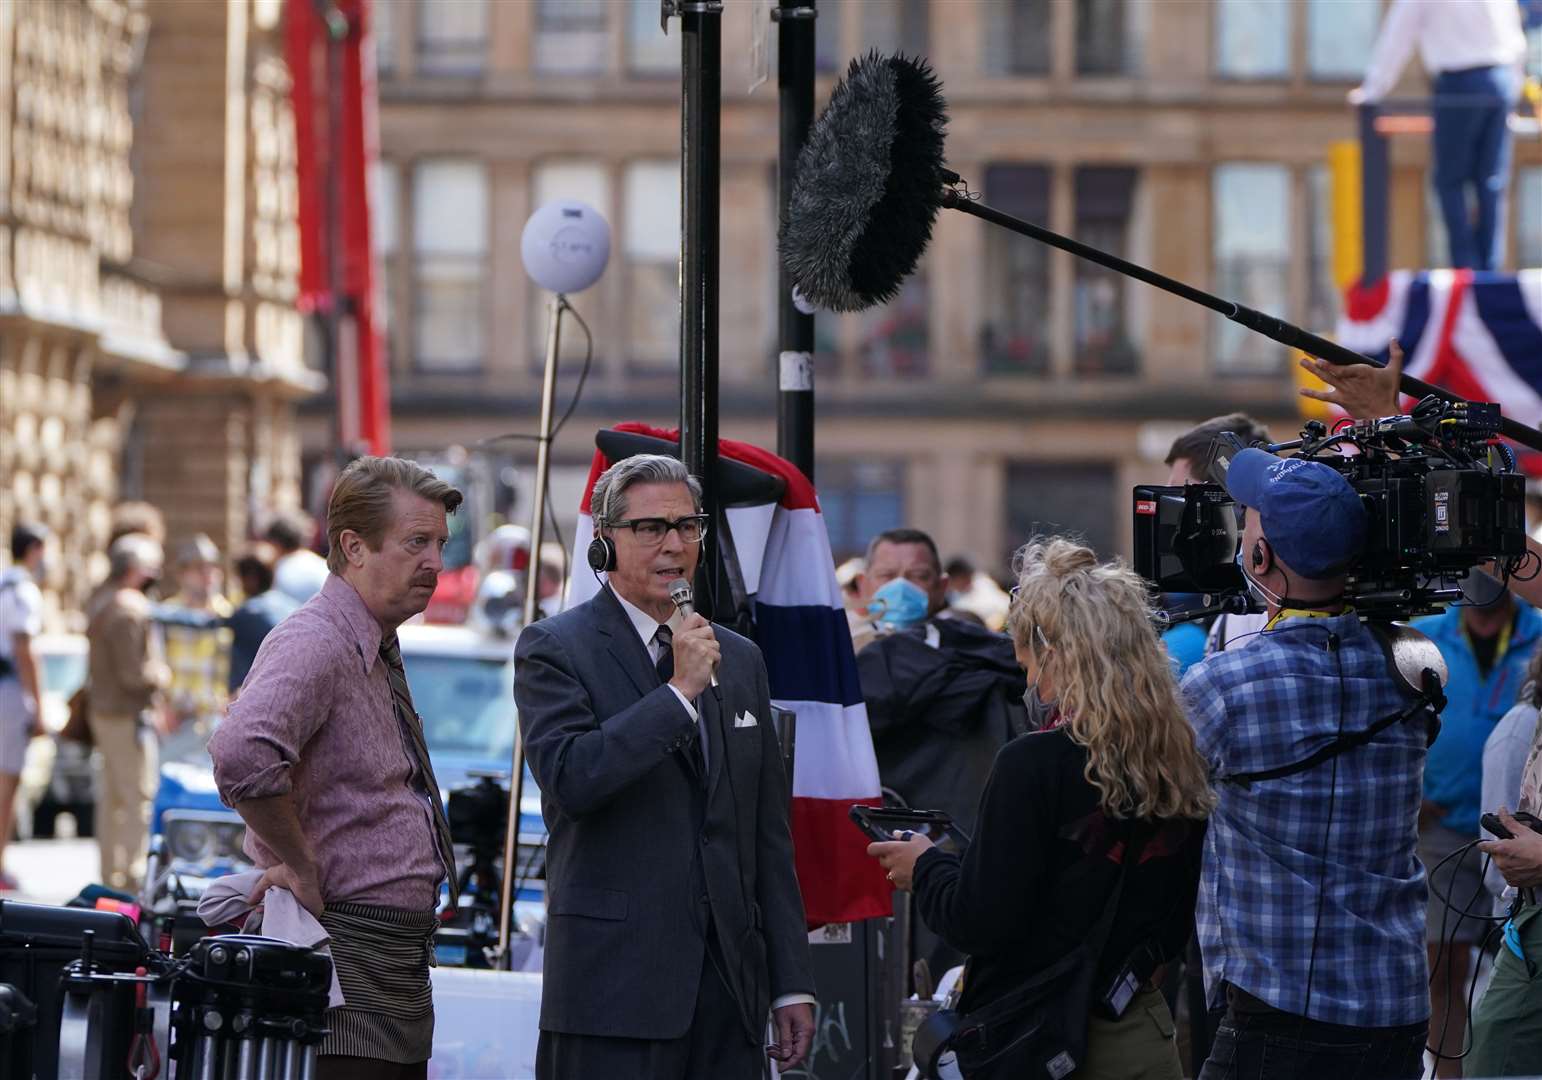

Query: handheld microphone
left=668, top=578, right=721, bottom=699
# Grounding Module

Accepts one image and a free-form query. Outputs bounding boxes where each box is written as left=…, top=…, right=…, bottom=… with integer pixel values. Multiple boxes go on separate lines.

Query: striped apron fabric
left=318, top=902, right=439, bottom=1063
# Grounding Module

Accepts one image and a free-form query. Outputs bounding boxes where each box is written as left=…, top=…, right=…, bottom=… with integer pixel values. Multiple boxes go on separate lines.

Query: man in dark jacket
left=854, top=529, right=1028, bottom=983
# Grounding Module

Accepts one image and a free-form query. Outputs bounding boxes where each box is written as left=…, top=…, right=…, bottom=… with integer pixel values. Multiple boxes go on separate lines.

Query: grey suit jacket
left=513, top=586, right=815, bottom=1041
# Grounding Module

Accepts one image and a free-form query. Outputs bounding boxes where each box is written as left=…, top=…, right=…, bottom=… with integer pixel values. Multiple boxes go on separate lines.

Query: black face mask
left=1022, top=685, right=1054, bottom=731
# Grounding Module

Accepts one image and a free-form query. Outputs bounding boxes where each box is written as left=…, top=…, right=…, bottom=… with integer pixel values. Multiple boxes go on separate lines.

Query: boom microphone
left=779, top=52, right=1542, bottom=453
left=779, top=52, right=948, bottom=314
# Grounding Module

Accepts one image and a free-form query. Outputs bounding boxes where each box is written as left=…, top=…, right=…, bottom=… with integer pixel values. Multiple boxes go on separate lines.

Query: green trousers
left=1468, top=900, right=1542, bottom=1078
left=1073, top=986, right=1184, bottom=1080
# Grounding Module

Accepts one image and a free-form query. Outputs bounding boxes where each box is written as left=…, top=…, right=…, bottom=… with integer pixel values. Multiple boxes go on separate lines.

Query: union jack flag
left=1337, top=270, right=1542, bottom=471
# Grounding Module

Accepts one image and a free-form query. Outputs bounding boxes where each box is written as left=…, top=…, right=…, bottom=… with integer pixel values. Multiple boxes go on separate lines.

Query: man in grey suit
left=514, top=454, right=816, bottom=1078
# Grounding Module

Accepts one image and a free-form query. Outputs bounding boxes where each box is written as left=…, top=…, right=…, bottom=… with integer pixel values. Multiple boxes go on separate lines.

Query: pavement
left=4, top=836, right=101, bottom=906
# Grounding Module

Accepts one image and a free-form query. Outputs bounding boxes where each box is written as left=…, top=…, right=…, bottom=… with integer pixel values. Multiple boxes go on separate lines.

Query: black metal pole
left=775, top=0, right=816, bottom=482
left=1358, top=103, right=1390, bottom=285
left=679, top=1, right=723, bottom=618
left=941, top=189, right=1542, bottom=453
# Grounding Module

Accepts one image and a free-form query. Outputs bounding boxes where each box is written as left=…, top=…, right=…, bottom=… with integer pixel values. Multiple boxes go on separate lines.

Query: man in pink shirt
left=210, top=457, right=462, bottom=1080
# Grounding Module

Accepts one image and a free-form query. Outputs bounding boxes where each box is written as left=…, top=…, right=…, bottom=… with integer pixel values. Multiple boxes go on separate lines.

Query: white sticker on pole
left=779, top=351, right=814, bottom=391
left=750, top=0, right=774, bottom=95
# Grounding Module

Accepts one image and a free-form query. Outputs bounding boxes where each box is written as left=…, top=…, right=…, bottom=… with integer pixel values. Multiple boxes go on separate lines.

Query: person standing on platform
left=1351, top=0, right=1527, bottom=270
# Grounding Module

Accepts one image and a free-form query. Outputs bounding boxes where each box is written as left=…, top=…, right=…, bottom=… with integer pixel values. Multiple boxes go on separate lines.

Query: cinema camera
left=1134, top=396, right=1532, bottom=623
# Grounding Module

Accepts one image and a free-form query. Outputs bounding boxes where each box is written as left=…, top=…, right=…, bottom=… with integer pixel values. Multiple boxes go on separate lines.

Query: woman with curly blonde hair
left=870, top=537, right=1214, bottom=1079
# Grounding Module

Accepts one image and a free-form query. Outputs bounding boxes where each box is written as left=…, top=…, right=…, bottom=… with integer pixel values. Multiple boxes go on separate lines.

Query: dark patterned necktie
left=654, top=625, right=705, bottom=777
left=378, top=635, right=460, bottom=909
left=654, top=624, right=675, bottom=683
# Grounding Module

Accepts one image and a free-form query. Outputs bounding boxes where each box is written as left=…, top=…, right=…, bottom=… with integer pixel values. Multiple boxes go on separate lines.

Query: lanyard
left=1461, top=616, right=1513, bottom=670
left=1264, top=607, right=1350, bottom=631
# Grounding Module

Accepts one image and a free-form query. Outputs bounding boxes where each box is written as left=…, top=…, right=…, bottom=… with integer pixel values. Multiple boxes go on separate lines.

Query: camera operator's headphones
left=586, top=484, right=617, bottom=573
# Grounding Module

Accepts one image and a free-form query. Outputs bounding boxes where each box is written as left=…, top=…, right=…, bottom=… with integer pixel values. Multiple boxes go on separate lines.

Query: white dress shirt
left=1357, top=0, right=1527, bottom=103
left=610, top=588, right=815, bottom=1015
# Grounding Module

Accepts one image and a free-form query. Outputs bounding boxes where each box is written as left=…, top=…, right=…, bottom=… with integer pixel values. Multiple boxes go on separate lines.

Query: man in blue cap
left=1184, top=449, right=1431, bottom=1080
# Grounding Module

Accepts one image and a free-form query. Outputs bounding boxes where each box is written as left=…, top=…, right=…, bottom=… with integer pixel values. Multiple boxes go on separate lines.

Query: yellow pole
left=1298, top=140, right=1365, bottom=421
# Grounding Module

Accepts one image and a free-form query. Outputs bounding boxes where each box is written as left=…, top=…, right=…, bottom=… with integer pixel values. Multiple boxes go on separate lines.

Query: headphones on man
left=586, top=483, right=617, bottom=574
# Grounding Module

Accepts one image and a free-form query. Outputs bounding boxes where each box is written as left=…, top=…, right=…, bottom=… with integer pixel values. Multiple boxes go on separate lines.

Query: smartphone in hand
left=1481, top=810, right=1542, bottom=840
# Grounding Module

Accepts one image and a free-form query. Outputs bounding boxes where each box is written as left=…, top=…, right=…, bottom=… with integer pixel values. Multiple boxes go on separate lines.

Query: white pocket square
left=734, top=711, right=758, bottom=728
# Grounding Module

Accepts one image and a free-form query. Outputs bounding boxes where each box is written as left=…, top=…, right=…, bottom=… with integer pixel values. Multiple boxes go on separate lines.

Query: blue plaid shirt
left=1182, top=612, right=1430, bottom=1027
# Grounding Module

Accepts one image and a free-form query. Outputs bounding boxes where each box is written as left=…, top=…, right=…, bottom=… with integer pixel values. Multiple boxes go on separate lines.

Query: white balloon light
left=520, top=200, right=611, bottom=295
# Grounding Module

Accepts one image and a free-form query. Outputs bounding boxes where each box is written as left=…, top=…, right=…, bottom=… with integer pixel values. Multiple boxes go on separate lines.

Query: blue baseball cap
left=1224, top=448, right=1367, bottom=579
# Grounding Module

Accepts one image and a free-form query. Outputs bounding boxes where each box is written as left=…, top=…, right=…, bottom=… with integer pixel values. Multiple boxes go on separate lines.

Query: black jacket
left=513, top=586, right=815, bottom=1040
left=857, top=617, right=1028, bottom=833
left=912, top=727, right=1205, bottom=1018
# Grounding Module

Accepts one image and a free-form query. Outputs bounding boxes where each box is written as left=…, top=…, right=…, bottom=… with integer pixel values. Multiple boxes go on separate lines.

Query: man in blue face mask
left=854, top=528, right=1029, bottom=992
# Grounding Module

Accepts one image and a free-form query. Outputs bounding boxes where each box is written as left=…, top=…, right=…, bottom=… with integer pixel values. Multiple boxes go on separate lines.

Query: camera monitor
left=1132, top=484, right=1244, bottom=596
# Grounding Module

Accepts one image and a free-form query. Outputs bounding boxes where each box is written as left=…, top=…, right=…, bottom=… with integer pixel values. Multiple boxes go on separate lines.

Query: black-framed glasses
left=611, top=515, right=710, bottom=546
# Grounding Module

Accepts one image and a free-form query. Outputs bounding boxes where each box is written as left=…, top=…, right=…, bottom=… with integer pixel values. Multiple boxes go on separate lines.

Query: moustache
left=412, top=575, right=439, bottom=588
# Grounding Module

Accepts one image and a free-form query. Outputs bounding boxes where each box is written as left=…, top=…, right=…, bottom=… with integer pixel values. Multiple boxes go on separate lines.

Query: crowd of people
left=0, top=504, right=328, bottom=893
left=1, top=356, right=1540, bottom=1080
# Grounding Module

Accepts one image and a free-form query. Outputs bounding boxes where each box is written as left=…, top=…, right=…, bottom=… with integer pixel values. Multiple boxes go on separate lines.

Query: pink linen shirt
left=209, top=574, right=445, bottom=911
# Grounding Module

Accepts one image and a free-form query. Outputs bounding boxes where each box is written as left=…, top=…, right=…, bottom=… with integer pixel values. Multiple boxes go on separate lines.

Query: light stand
left=492, top=293, right=570, bottom=968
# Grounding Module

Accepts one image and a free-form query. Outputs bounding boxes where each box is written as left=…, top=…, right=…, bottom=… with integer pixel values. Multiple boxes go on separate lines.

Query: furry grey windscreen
left=779, top=52, right=950, bottom=314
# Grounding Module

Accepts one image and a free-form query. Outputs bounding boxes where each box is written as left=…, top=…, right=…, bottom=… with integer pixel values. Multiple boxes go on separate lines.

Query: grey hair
left=108, top=534, right=163, bottom=580
left=591, top=454, right=703, bottom=527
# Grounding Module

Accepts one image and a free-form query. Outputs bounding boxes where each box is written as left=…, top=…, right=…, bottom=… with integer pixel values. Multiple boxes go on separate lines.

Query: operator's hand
left=668, top=613, right=721, bottom=700
left=1478, top=807, right=1542, bottom=889
left=248, top=861, right=325, bottom=919
left=769, top=1002, right=815, bottom=1069
left=1299, top=339, right=1403, bottom=419
left=867, top=831, right=935, bottom=892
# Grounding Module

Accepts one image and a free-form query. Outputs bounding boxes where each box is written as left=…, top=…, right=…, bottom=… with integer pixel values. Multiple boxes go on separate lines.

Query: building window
left=624, top=160, right=681, bottom=370
left=371, top=0, right=397, bottom=75
left=865, top=0, right=929, bottom=59
left=1212, top=163, right=1290, bottom=373
left=1073, top=166, right=1140, bottom=374
left=1004, top=463, right=1117, bottom=560
left=815, top=0, right=844, bottom=74
left=531, top=161, right=612, bottom=362
left=859, top=274, right=929, bottom=378
left=412, top=160, right=488, bottom=371
left=1307, top=0, right=1380, bottom=80
left=370, top=160, right=400, bottom=359
left=1077, top=0, right=1144, bottom=76
left=1214, top=0, right=1290, bottom=80
left=817, top=460, right=906, bottom=563
left=985, top=0, right=1051, bottom=76
left=626, top=0, right=674, bottom=75
left=1517, top=168, right=1542, bottom=269
left=1305, top=165, right=1339, bottom=333
left=535, top=0, right=611, bottom=76
left=982, top=164, right=1051, bottom=376
left=415, top=0, right=488, bottom=76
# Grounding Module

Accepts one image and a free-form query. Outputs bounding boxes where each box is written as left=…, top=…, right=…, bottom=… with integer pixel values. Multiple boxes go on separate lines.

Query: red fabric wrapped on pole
left=286, top=0, right=390, bottom=456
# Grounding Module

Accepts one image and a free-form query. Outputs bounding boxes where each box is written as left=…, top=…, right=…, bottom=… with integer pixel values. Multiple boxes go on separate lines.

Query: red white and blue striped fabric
left=567, top=423, right=892, bottom=925
left=1337, top=270, right=1542, bottom=470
